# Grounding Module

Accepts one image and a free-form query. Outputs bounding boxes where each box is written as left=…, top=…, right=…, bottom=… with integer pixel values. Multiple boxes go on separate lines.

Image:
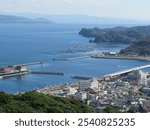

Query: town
left=38, top=64, right=150, bottom=113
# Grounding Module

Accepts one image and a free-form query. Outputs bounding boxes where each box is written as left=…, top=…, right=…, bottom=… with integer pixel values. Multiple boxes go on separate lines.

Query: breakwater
left=71, top=75, right=92, bottom=80
left=52, top=55, right=90, bottom=61
left=31, top=71, right=64, bottom=75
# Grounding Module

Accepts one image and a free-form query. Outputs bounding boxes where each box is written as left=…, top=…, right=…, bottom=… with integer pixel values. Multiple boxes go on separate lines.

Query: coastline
left=90, top=53, right=150, bottom=62
left=37, top=82, right=79, bottom=95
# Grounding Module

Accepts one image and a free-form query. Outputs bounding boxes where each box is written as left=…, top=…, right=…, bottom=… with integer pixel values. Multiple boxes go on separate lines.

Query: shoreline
left=90, top=53, right=150, bottom=62
left=37, top=82, right=79, bottom=95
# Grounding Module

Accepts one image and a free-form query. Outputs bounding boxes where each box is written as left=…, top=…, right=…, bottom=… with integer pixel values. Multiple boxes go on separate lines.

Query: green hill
left=79, top=26, right=150, bottom=43
left=0, top=91, right=94, bottom=113
left=120, top=38, right=150, bottom=56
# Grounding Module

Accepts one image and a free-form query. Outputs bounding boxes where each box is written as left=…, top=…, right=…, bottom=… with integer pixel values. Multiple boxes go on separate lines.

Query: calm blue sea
left=0, top=24, right=149, bottom=93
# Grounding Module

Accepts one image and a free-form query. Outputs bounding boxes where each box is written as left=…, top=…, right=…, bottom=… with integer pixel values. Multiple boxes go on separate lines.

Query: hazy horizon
left=0, top=0, right=150, bottom=21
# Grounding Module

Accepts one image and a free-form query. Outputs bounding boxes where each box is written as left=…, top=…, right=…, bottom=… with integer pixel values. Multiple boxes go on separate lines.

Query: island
left=0, top=15, right=54, bottom=24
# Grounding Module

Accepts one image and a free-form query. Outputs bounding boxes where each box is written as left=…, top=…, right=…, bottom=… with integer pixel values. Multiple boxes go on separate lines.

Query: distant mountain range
left=0, top=15, right=54, bottom=24
left=45, top=14, right=139, bottom=24
left=49, top=15, right=150, bottom=25
left=1, top=13, right=150, bottom=24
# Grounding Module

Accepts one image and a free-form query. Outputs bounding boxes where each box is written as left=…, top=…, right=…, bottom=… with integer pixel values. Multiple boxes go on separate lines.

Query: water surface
left=0, top=24, right=149, bottom=93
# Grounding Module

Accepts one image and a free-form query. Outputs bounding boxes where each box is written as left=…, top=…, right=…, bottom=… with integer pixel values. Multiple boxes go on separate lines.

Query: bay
left=0, top=24, right=149, bottom=93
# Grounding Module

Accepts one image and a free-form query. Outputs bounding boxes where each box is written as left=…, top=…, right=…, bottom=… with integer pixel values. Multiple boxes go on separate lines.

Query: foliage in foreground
left=0, top=91, right=121, bottom=113
left=0, top=91, right=94, bottom=113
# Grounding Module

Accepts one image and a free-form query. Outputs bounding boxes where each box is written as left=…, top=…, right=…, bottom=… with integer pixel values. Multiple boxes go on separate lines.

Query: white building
left=16, top=66, right=27, bottom=72
left=103, top=52, right=117, bottom=56
left=79, top=78, right=99, bottom=90
left=20, top=66, right=28, bottom=72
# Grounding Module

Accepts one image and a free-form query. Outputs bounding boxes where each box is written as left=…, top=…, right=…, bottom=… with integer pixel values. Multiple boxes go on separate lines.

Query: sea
left=0, top=24, right=149, bottom=93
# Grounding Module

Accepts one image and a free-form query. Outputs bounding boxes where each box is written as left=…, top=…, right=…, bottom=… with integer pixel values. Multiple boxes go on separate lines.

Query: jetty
left=13, top=61, right=43, bottom=67
left=0, top=62, right=42, bottom=79
left=71, top=75, right=92, bottom=80
left=0, top=61, right=43, bottom=69
left=31, top=71, right=64, bottom=75
left=52, top=56, right=90, bottom=61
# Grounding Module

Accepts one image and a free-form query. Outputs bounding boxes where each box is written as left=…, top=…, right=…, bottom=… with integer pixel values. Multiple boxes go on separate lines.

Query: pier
left=0, top=71, right=31, bottom=79
left=52, top=56, right=90, bottom=61
left=13, top=61, right=43, bottom=67
left=0, top=62, right=42, bottom=79
left=0, top=62, right=43, bottom=69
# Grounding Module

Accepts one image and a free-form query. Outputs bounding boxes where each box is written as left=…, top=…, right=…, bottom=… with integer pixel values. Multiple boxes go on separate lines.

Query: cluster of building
left=0, top=66, right=27, bottom=73
left=0, top=66, right=28, bottom=79
left=43, top=69, right=150, bottom=113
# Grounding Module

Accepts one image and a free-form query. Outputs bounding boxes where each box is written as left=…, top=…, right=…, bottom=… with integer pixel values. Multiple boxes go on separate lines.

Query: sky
left=0, top=0, right=150, bottom=20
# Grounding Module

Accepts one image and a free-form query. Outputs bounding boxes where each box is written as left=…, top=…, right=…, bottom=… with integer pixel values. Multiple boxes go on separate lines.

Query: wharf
left=0, top=62, right=42, bottom=79
left=90, top=54, right=150, bottom=61
left=0, top=71, right=31, bottom=79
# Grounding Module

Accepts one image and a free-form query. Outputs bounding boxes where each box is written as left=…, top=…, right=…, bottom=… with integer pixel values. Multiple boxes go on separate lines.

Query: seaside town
left=37, top=53, right=150, bottom=113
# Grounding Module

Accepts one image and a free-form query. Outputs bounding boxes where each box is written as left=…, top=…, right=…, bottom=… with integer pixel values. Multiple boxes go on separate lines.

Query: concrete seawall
left=90, top=54, right=150, bottom=61
left=52, top=56, right=90, bottom=61
left=31, top=71, right=64, bottom=75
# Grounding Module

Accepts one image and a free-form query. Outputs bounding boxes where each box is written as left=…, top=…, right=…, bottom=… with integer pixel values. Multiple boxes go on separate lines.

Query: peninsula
left=79, top=25, right=150, bottom=43
left=79, top=25, right=150, bottom=57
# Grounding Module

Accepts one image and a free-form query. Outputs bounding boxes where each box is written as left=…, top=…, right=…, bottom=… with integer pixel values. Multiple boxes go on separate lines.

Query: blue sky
left=0, top=0, right=150, bottom=20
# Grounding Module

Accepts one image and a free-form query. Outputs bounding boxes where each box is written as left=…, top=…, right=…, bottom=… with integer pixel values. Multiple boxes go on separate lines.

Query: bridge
left=103, top=64, right=150, bottom=77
